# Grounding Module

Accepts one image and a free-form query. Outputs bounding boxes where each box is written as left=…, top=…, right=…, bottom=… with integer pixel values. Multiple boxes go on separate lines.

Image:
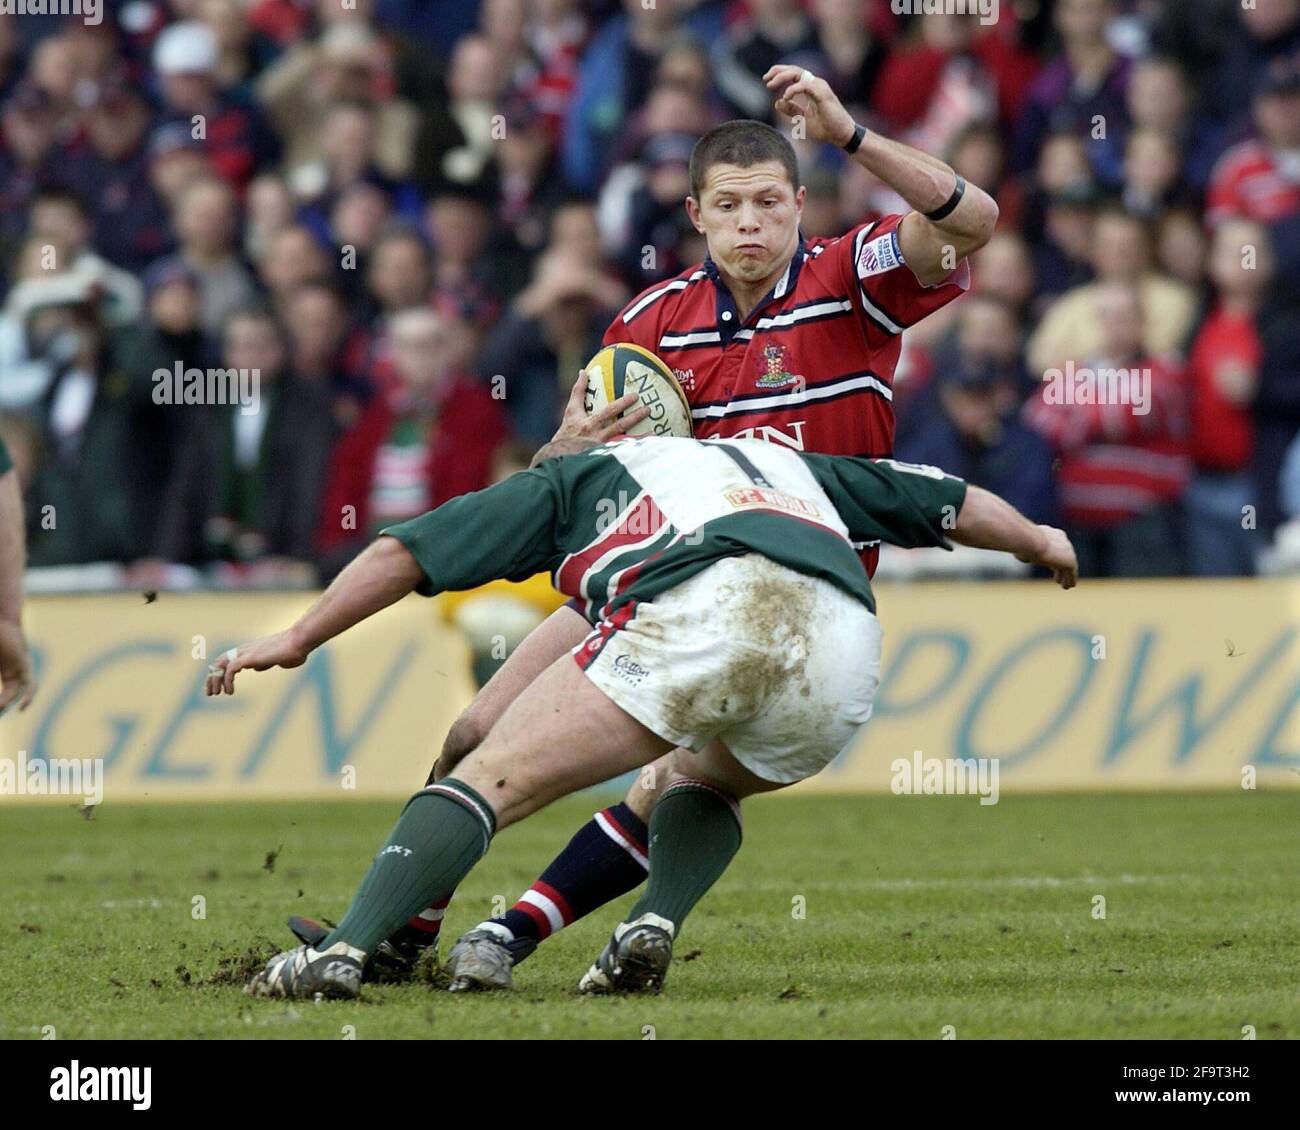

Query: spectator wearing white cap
left=155, top=19, right=220, bottom=81
left=154, top=20, right=279, bottom=190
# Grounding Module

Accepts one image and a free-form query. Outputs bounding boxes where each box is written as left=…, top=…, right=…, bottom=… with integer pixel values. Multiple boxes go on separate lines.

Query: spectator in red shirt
left=246, top=0, right=314, bottom=51
left=1024, top=280, right=1191, bottom=577
left=1206, top=57, right=1300, bottom=228
left=873, top=8, right=1037, bottom=156
left=316, top=306, right=508, bottom=578
left=1184, top=218, right=1273, bottom=575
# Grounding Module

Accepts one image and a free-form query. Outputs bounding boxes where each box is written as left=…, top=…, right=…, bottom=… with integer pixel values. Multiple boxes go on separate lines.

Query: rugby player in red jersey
left=290, top=65, right=999, bottom=987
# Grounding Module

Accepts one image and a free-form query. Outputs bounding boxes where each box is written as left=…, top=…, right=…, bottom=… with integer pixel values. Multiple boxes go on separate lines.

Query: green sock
left=626, top=781, right=742, bottom=936
left=320, top=780, right=495, bottom=956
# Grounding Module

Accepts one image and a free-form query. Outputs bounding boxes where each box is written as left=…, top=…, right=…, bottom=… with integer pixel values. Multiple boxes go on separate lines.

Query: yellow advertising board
left=1, top=580, right=1298, bottom=802
left=0, top=593, right=476, bottom=802
left=826, top=578, right=1300, bottom=792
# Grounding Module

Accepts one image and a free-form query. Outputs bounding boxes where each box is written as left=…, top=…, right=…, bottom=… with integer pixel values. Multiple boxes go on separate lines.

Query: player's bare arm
left=951, top=485, right=1078, bottom=589
left=533, top=434, right=601, bottom=464
left=764, top=63, right=999, bottom=284
left=205, top=536, right=425, bottom=696
left=0, top=465, right=35, bottom=713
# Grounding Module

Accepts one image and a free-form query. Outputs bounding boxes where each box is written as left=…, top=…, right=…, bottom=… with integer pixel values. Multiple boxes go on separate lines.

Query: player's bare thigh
left=430, top=602, right=591, bottom=782
left=450, top=652, right=674, bottom=830
left=618, top=741, right=785, bottom=828
left=615, top=740, right=777, bottom=823
left=620, top=752, right=674, bottom=820
left=668, top=740, right=788, bottom=800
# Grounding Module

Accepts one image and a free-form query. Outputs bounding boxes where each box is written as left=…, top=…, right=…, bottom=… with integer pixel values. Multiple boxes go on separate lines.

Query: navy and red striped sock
left=479, top=802, right=649, bottom=962
left=391, top=895, right=451, bottom=954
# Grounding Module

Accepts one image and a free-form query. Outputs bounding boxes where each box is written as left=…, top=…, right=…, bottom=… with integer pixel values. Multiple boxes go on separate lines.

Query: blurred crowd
left=0, top=0, right=1298, bottom=588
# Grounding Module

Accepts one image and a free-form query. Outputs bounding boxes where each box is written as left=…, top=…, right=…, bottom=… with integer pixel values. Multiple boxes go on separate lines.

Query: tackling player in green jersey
left=206, top=436, right=1076, bottom=999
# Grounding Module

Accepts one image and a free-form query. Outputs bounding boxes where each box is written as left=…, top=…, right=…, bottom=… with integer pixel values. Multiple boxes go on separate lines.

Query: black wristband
left=842, top=121, right=866, bottom=154
left=924, top=175, right=966, bottom=222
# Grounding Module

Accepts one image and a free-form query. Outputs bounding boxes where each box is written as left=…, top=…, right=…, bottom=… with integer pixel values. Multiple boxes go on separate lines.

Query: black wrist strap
left=924, top=175, right=966, bottom=222
left=842, top=121, right=866, bottom=154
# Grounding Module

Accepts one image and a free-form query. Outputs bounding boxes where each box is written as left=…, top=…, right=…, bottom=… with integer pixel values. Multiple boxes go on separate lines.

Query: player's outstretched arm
left=951, top=485, right=1078, bottom=589
left=0, top=465, right=36, bottom=713
left=204, top=536, right=425, bottom=697
left=764, top=63, right=999, bottom=283
left=207, top=465, right=567, bottom=696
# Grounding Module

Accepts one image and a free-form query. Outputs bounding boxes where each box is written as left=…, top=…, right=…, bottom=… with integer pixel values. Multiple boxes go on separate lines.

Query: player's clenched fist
left=205, top=630, right=307, bottom=696
left=0, top=620, right=35, bottom=713
left=763, top=64, right=856, bottom=148
left=1019, top=526, right=1079, bottom=590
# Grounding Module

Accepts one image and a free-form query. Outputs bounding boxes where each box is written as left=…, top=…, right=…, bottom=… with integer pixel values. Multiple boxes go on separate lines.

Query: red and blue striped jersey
left=603, top=214, right=969, bottom=566
left=605, top=213, right=969, bottom=456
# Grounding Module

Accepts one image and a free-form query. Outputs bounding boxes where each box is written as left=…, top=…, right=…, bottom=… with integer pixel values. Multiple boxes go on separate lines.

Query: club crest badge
left=755, top=342, right=804, bottom=389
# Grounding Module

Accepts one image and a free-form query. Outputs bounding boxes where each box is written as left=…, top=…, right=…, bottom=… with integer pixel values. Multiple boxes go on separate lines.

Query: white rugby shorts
left=575, top=554, right=881, bottom=784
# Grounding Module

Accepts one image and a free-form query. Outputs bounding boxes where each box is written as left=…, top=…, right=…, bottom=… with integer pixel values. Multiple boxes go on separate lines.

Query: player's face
left=690, top=161, right=804, bottom=289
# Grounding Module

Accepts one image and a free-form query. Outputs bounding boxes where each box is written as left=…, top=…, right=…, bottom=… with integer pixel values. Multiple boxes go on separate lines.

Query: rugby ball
left=583, top=343, right=693, bottom=438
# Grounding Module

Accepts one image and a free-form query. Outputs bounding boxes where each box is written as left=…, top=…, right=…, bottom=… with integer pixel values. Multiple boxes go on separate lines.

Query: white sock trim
left=594, top=809, right=650, bottom=870
left=477, top=920, right=514, bottom=944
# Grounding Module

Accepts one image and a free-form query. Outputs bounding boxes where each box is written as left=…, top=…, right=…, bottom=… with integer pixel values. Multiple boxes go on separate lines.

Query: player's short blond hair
left=688, top=120, right=799, bottom=200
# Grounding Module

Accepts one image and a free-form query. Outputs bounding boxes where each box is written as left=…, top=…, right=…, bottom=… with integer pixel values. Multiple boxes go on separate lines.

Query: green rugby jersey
left=0, top=436, right=11, bottom=476
left=383, top=437, right=967, bottom=620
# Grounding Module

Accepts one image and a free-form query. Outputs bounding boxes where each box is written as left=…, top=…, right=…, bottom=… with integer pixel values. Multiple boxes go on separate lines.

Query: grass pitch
left=1, top=791, right=1296, bottom=1040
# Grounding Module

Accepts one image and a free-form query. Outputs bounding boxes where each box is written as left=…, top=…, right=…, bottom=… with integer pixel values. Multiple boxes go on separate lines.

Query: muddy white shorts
left=575, top=554, right=882, bottom=784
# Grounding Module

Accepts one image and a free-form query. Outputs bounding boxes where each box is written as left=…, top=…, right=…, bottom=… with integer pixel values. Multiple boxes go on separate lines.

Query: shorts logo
left=612, top=654, right=651, bottom=685
left=857, top=230, right=904, bottom=278
left=755, top=342, right=803, bottom=389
